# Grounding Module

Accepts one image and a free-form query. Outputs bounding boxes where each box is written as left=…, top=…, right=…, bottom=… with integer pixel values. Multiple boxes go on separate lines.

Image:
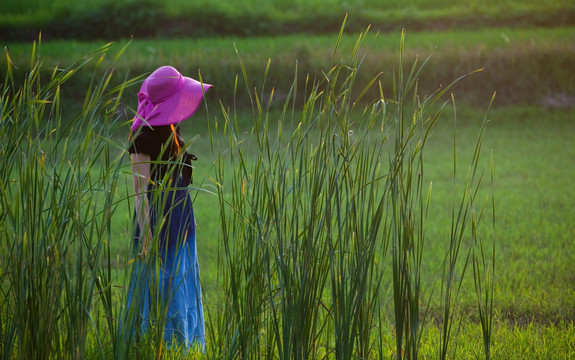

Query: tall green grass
left=1, top=25, right=498, bottom=358
left=211, top=22, right=495, bottom=359
left=0, top=36, right=217, bottom=359
left=0, top=37, right=138, bottom=359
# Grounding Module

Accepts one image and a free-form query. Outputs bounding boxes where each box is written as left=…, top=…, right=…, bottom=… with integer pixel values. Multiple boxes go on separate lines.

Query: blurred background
left=1, top=0, right=574, bottom=110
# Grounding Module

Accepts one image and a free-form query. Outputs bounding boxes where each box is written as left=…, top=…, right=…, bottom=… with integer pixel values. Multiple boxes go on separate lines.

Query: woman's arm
left=131, top=152, right=153, bottom=256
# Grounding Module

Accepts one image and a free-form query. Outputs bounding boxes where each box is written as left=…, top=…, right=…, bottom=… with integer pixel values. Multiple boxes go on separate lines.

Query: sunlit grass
left=0, top=38, right=134, bottom=359
left=205, top=20, right=497, bottom=358
left=1, top=24, right=574, bottom=359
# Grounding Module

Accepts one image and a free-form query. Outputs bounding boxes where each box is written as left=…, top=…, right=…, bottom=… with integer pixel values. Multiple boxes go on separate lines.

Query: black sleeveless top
left=128, top=125, right=187, bottom=182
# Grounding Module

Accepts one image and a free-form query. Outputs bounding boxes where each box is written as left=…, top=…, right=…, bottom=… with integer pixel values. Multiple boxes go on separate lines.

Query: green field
left=188, top=103, right=575, bottom=319
left=2, top=25, right=574, bottom=113
left=1, top=1, right=575, bottom=359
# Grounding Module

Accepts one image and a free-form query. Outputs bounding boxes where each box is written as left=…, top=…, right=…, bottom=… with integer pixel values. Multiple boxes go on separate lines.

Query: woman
left=126, top=65, right=212, bottom=351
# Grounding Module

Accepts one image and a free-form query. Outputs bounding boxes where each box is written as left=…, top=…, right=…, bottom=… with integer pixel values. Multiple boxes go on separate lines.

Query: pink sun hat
left=131, top=66, right=212, bottom=131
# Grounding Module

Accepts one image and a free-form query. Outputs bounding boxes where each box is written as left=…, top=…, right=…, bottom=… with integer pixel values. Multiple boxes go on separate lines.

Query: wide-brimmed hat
left=131, top=66, right=212, bottom=131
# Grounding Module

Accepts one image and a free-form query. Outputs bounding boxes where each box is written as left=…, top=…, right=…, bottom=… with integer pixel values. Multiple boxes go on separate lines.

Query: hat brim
left=132, top=77, right=212, bottom=131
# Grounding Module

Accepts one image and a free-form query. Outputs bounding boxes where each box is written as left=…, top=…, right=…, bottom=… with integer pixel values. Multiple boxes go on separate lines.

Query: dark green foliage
left=2, top=0, right=575, bottom=41
left=45, top=0, right=165, bottom=41
left=0, top=0, right=165, bottom=42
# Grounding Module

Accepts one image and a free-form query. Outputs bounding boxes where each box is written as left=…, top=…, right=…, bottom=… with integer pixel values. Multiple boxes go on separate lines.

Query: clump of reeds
left=0, top=37, right=140, bottom=359
left=0, top=23, right=496, bottom=359
left=211, top=21, right=496, bottom=360
left=1, top=36, right=236, bottom=359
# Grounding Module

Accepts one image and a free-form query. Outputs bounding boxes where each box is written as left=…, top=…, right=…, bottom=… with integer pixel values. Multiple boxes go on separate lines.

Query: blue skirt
left=126, top=178, right=205, bottom=350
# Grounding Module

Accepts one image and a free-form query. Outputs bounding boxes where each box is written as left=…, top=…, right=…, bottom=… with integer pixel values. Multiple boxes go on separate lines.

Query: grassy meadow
left=2, top=25, right=574, bottom=111
left=1, top=1, right=575, bottom=359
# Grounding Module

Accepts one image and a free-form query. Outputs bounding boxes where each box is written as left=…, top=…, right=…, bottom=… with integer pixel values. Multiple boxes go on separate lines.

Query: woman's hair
left=170, top=124, right=181, bottom=154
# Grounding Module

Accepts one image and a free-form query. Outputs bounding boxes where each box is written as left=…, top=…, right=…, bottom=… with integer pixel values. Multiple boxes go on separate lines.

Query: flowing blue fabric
left=126, top=177, right=205, bottom=350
